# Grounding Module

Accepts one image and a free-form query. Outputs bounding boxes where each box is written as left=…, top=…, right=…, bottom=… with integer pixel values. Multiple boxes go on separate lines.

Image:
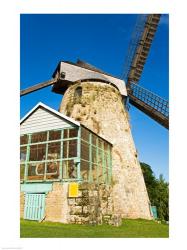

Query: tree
left=140, top=162, right=169, bottom=221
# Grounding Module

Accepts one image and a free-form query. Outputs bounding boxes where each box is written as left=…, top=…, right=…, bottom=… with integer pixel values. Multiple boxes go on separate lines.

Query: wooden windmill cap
left=51, top=60, right=127, bottom=96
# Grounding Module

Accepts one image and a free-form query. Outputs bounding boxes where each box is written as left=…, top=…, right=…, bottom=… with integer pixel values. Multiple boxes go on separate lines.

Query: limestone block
left=68, top=198, right=76, bottom=205
left=109, top=214, right=122, bottom=227
left=83, top=206, right=89, bottom=214
left=71, top=205, right=82, bottom=214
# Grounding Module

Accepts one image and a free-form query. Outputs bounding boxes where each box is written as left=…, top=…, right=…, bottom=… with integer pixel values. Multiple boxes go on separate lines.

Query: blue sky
left=20, top=14, right=169, bottom=181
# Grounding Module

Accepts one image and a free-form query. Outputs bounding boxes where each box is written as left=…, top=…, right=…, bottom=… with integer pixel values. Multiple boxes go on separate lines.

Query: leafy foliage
left=140, top=162, right=169, bottom=221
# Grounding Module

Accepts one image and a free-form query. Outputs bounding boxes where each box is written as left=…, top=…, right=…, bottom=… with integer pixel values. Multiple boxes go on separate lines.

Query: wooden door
left=24, top=193, right=45, bottom=221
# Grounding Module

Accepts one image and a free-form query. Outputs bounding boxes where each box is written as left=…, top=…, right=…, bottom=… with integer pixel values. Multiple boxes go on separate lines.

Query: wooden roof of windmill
left=51, top=59, right=127, bottom=96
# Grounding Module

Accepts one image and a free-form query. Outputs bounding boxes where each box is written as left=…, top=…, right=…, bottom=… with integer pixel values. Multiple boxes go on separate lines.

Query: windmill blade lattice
left=127, top=83, right=169, bottom=129
left=122, top=14, right=169, bottom=129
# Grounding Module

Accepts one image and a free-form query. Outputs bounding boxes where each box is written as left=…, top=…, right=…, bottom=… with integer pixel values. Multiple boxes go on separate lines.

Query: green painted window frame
left=20, top=126, right=112, bottom=185
left=79, top=126, right=112, bottom=185
left=20, top=127, right=80, bottom=183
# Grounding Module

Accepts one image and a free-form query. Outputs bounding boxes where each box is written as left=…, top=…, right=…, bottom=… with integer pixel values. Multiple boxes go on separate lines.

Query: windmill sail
left=122, top=14, right=161, bottom=84
left=122, top=14, right=169, bottom=129
left=128, top=83, right=169, bottom=129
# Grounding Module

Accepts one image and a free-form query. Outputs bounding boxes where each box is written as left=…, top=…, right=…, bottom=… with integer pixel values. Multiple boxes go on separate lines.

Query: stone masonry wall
left=68, top=183, right=117, bottom=225
left=59, top=81, right=152, bottom=219
left=20, top=182, right=116, bottom=225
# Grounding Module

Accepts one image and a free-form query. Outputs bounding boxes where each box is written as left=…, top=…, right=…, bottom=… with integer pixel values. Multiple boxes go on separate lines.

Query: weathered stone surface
left=70, top=205, right=82, bottom=214
left=45, top=182, right=70, bottom=223
left=109, top=214, right=122, bottom=227
left=20, top=181, right=113, bottom=225
left=59, top=81, right=152, bottom=219
left=67, top=182, right=113, bottom=225
left=68, top=198, right=76, bottom=205
left=83, top=206, right=88, bottom=214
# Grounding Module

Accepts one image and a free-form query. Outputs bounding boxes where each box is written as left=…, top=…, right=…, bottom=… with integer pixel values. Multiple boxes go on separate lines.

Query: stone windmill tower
left=52, top=59, right=152, bottom=219
left=20, top=14, right=169, bottom=220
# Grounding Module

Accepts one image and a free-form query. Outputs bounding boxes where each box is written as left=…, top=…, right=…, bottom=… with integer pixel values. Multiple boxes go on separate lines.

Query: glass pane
left=98, top=138, right=103, bottom=149
left=20, top=146, right=27, bottom=162
left=31, top=132, right=47, bottom=143
left=29, top=144, right=46, bottom=161
left=107, top=150, right=112, bottom=184
left=104, top=142, right=108, bottom=151
left=98, top=149, right=103, bottom=183
left=63, top=129, right=69, bottom=139
left=69, top=128, right=78, bottom=138
left=80, top=160, right=89, bottom=181
left=92, top=134, right=97, bottom=145
left=62, top=160, right=77, bottom=179
left=81, top=140, right=89, bottom=161
left=49, top=130, right=61, bottom=141
left=46, top=162, right=60, bottom=180
left=27, top=163, right=44, bottom=180
left=92, top=164, right=97, bottom=182
left=63, top=140, right=77, bottom=159
left=63, top=141, right=68, bottom=158
left=106, top=152, right=110, bottom=169
left=103, top=155, right=107, bottom=183
left=20, top=164, right=25, bottom=180
left=69, top=140, right=77, bottom=157
left=105, top=165, right=109, bottom=184
left=81, top=127, right=89, bottom=142
left=20, top=135, right=28, bottom=145
left=48, top=142, right=60, bottom=160
left=92, top=146, right=96, bottom=164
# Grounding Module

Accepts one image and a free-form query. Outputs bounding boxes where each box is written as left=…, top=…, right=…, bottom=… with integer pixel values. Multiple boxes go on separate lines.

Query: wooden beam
left=20, top=78, right=57, bottom=97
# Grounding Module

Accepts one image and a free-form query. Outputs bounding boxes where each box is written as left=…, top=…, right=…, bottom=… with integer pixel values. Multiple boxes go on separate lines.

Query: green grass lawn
left=20, top=218, right=169, bottom=238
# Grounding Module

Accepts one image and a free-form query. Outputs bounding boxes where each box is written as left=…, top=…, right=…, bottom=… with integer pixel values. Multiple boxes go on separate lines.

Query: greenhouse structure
left=20, top=102, right=113, bottom=223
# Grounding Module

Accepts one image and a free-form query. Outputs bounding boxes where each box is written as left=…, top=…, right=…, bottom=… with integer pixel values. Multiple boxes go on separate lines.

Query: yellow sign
left=68, top=182, right=79, bottom=197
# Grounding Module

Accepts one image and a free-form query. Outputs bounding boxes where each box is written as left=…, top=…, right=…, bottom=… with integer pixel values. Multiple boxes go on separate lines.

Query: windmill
left=20, top=14, right=168, bottom=220
left=21, top=14, right=169, bottom=129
